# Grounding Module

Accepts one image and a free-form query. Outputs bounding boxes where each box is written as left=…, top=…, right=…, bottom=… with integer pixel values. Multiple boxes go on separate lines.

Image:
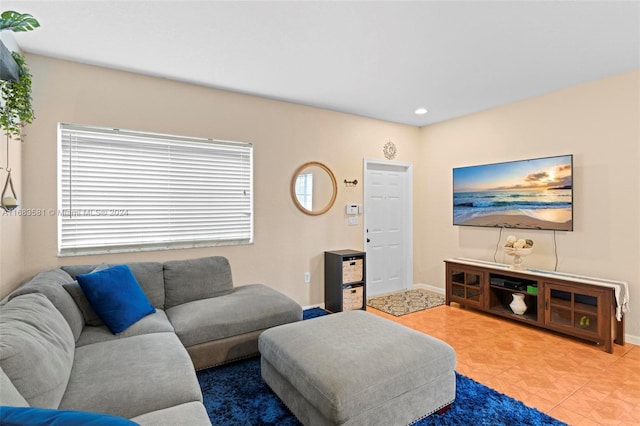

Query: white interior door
left=364, top=159, right=413, bottom=296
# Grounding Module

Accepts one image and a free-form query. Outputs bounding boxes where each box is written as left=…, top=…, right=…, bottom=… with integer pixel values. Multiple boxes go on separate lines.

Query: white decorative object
left=509, top=293, right=527, bottom=315
left=1, top=170, right=19, bottom=212
left=383, top=140, right=397, bottom=160
left=3, top=196, right=17, bottom=207
left=513, top=239, right=527, bottom=249
left=503, top=235, right=533, bottom=269
left=503, top=246, right=533, bottom=269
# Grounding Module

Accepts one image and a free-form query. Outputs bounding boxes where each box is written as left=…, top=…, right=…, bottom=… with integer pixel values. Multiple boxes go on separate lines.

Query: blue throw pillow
left=76, top=264, right=156, bottom=334
left=0, top=406, right=138, bottom=425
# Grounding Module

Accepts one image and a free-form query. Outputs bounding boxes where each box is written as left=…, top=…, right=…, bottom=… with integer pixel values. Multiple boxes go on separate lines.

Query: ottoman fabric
left=259, top=310, right=456, bottom=425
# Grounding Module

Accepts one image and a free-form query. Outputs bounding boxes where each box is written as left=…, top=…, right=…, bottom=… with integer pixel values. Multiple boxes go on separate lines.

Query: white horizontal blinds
left=59, top=124, right=253, bottom=255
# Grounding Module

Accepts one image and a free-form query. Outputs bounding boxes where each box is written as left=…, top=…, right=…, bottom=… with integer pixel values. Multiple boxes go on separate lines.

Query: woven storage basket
left=342, top=258, right=363, bottom=283
left=342, top=286, right=364, bottom=310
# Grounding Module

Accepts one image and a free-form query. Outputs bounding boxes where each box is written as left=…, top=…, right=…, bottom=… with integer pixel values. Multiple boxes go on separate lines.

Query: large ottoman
left=258, top=310, right=456, bottom=426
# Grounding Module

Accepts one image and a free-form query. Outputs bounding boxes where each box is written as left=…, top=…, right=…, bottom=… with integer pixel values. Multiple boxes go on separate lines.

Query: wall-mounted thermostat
left=346, top=204, right=358, bottom=215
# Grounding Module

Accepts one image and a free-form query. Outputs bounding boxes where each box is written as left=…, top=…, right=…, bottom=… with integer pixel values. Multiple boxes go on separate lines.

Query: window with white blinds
left=58, top=123, right=253, bottom=255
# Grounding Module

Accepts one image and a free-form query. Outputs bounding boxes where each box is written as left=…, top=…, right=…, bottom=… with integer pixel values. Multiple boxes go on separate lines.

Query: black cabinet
left=324, top=250, right=366, bottom=313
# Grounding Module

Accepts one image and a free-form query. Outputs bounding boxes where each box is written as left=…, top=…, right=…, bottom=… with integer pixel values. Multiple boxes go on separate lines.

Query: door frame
left=363, top=158, right=414, bottom=294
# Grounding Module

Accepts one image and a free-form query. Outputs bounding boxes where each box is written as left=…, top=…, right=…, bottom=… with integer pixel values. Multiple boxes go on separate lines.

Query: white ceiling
left=3, top=1, right=640, bottom=127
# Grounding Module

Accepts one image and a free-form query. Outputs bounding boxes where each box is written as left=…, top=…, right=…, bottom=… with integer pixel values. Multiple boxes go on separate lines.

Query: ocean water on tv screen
left=453, top=189, right=572, bottom=224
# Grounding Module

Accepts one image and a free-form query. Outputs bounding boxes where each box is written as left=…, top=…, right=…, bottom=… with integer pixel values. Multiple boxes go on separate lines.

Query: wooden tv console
left=444, top=258, right=627, bottom=353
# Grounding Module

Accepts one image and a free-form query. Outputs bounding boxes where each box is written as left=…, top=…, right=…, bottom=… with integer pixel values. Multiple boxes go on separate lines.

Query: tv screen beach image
left=453, top=155, right=573, bottom=231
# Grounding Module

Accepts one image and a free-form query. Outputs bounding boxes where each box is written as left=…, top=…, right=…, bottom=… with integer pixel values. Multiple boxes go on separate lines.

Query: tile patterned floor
left=367, top=303, right=640, bottom=425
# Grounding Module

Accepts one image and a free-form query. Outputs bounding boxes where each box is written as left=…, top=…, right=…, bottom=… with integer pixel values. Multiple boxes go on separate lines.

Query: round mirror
left=290, top=162, right=337, bottom=216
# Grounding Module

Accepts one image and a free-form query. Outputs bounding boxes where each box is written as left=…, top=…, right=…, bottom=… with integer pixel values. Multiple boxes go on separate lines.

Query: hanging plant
left=0, top=10, right=40, bottom=32
left=0, top=51, right=34, bottom=138
left=0, top=10, right=39, bottom=139
left=0, top=10, right=39, bottom=212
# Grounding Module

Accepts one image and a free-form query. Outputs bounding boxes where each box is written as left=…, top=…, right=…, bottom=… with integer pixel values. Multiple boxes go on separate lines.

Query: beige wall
left=0, top=135, right=23, bottom=292
left=0, top=54, right=420, bottom=305
left=2, top=54, right=638, bottom=341
left=415, top=70, right=640, bottom=341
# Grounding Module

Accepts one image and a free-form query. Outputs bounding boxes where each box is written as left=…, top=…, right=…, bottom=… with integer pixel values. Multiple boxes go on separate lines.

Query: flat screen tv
left=453, top=154, right=573, bottom=231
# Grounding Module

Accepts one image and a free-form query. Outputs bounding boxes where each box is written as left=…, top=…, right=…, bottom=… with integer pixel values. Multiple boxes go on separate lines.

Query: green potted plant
left=0, top=10, right=39, bottom=211
left=0, top=10, right=39, bottom=138
left=0, top=50, right=34, bottom=138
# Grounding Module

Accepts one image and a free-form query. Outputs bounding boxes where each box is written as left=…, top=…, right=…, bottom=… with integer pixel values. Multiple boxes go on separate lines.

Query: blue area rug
left=197, top=308, right=566, bottom=425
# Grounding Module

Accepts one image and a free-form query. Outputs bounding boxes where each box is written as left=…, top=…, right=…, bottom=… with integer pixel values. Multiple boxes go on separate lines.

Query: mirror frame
left=290, top=161, right=338, bottom=216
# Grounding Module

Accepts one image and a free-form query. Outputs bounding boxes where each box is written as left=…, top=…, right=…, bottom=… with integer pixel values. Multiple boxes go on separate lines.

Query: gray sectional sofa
left=0, top=256, right=302, bottom=425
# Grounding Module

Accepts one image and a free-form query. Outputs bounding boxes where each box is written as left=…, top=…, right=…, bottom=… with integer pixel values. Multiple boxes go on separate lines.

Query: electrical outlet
left=304, top=272, right=310, bottom=283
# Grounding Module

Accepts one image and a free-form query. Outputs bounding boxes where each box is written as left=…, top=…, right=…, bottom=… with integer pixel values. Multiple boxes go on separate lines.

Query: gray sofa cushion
left=59, top=332, right=203, bottom=419
left=76, top=309, right=175, bottom=347
left=62, top=264, right=109, bottom=326
left=62, top=262, right=165, bottom=309
left=131, top=401, right=211, bottom=426
left=166, top=283, right=302, bottom=347
left=164, top=256, right=234, bottom=309
left=0, top=366, right=29, bottom=407
left=62, top=281, right=104, bottom=326
left=9, top=269, right=84, bottom=341
left=0, top=293, right=75, bottom=408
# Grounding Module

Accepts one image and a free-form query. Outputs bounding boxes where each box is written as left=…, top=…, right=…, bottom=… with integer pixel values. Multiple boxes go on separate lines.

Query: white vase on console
left=509, top=293, right=527, bottom=315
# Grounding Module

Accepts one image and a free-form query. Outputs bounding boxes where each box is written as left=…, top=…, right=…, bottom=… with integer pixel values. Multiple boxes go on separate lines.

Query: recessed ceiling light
left=415, top=108, right=428, bottom=115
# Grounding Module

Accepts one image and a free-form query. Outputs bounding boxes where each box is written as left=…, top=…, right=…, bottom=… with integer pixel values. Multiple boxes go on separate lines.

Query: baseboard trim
left=624, top=333, right=640, bottom=346
left=413, top=283, right=445, bottom=295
